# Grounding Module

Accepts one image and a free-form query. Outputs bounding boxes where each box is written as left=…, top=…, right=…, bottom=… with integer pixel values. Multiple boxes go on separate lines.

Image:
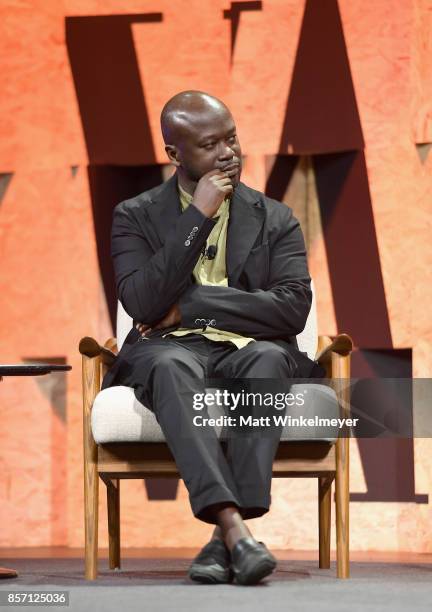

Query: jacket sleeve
left=178, top=207, right=312, bottom=339
left=111, top=199, right=217, bottom=324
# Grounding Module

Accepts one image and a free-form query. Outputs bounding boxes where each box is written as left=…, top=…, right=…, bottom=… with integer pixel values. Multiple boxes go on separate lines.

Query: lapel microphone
left=201, top=245, right=218, bottom=260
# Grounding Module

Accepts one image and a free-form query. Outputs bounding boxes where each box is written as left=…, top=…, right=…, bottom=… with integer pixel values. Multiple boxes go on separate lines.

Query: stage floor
left=0, top=549, right=431, bottom=612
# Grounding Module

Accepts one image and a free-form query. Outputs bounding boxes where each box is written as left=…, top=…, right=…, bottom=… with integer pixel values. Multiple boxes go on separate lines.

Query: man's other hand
left=135, top=303, right=181, bottom=337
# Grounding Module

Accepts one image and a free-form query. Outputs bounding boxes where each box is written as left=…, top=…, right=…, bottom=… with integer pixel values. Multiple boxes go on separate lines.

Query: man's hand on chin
left=135, top=303, right=181, bottom=338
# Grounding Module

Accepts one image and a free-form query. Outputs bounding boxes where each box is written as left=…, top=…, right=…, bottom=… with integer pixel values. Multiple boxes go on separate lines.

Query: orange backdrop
left=1, top=0, right=431, bottom=552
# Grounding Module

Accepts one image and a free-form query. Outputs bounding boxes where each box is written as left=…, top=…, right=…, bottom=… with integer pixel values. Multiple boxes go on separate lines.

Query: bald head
left=160, top=90, right=230, bottom=145
left=160, top=90, right=242, bottom=189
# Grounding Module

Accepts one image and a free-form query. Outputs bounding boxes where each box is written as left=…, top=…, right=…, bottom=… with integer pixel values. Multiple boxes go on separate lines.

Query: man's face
left=173, top=108, right=242, bottom=187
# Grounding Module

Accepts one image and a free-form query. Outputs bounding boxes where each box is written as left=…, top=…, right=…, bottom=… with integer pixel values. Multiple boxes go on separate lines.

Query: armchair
left=79, top=282, right=352, bottom=580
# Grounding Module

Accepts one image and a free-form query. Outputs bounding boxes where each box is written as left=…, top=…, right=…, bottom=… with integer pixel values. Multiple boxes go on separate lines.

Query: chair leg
left=84, top=455, right=99, bottom=580
left=107, top=479, right=121, bottom=570
left=318, top=476, right=332, bottom=569
left=332, top=350, right=350, bottom=579
left=82, top=353, right=101, bottom=580
left=335, top=437, right=349, bottom=578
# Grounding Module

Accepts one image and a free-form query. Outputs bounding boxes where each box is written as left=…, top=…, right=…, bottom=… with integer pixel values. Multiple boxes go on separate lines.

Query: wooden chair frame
left=79, top=332, right=353, bottom=580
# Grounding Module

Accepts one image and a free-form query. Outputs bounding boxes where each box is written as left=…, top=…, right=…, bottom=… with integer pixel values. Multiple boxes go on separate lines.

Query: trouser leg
left=211, top=341, right=299, bottom=519
left=121, top=338, right=243, bottom=524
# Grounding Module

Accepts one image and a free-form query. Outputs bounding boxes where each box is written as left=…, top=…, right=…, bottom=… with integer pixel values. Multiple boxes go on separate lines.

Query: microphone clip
left=201, top=245, right=218, bottom=261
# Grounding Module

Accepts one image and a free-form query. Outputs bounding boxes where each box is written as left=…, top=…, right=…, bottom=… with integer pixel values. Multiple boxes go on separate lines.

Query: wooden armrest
left=316, top=334, right=353, bottom=364
left=79, top=336, right=117, bottom=367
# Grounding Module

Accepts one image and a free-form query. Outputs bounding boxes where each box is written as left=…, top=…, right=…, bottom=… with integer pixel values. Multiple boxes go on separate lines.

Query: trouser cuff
left=191, top=488, right=243, bottom=525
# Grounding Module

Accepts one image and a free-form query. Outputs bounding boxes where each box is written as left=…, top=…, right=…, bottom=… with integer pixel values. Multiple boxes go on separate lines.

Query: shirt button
left=185, top=240, right=191, bottom=246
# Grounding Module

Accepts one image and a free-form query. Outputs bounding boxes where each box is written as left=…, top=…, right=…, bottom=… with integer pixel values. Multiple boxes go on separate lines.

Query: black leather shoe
left=188, top=539, right=232, bottom=584
left=231, top=537, right=277, bottom=585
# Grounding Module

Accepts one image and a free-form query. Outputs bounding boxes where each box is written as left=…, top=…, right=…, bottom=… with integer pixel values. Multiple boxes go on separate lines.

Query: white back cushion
left=116, top=279, right=318, bottom=360
left=296, top=278, right=318, bottom=360
left=116, top=299, right=133, bottom=350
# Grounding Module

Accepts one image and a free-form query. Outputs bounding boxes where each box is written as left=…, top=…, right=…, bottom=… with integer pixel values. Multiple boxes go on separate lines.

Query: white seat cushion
left=91, top=384, right=340, bottom=444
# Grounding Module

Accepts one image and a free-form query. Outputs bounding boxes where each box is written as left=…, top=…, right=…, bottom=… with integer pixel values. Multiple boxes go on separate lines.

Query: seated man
left=101, top=90, right=323, bottom=585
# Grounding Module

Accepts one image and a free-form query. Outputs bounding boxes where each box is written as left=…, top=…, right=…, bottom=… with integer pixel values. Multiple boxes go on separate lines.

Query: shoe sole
left=233, top=556, right=277, bottom=586
left=188, top=563, right=232, bottom=584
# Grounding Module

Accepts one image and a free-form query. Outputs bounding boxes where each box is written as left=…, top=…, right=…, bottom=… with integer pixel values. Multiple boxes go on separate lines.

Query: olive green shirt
left=162, top=183, right=255, bottom=349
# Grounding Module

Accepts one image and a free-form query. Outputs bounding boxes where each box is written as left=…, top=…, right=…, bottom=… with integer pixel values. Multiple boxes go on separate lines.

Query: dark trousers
left=108, top=334, right=301, bottom=524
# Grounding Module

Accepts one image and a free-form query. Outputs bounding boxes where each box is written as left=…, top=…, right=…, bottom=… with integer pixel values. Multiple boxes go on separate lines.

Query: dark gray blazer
left=102, top=172, right=317, bottom=389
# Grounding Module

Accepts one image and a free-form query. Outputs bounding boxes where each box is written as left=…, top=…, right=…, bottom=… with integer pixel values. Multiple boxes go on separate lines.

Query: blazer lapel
left=226, top=182, right=265, bottom=286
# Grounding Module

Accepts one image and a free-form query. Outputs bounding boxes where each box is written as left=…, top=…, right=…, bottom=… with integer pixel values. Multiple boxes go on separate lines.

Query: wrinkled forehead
left=173, top=106, right=236, bottom=144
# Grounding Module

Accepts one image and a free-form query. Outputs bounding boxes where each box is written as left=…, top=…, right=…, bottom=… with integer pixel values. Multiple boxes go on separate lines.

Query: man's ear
left=165, top=144, right=181, bottom=167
